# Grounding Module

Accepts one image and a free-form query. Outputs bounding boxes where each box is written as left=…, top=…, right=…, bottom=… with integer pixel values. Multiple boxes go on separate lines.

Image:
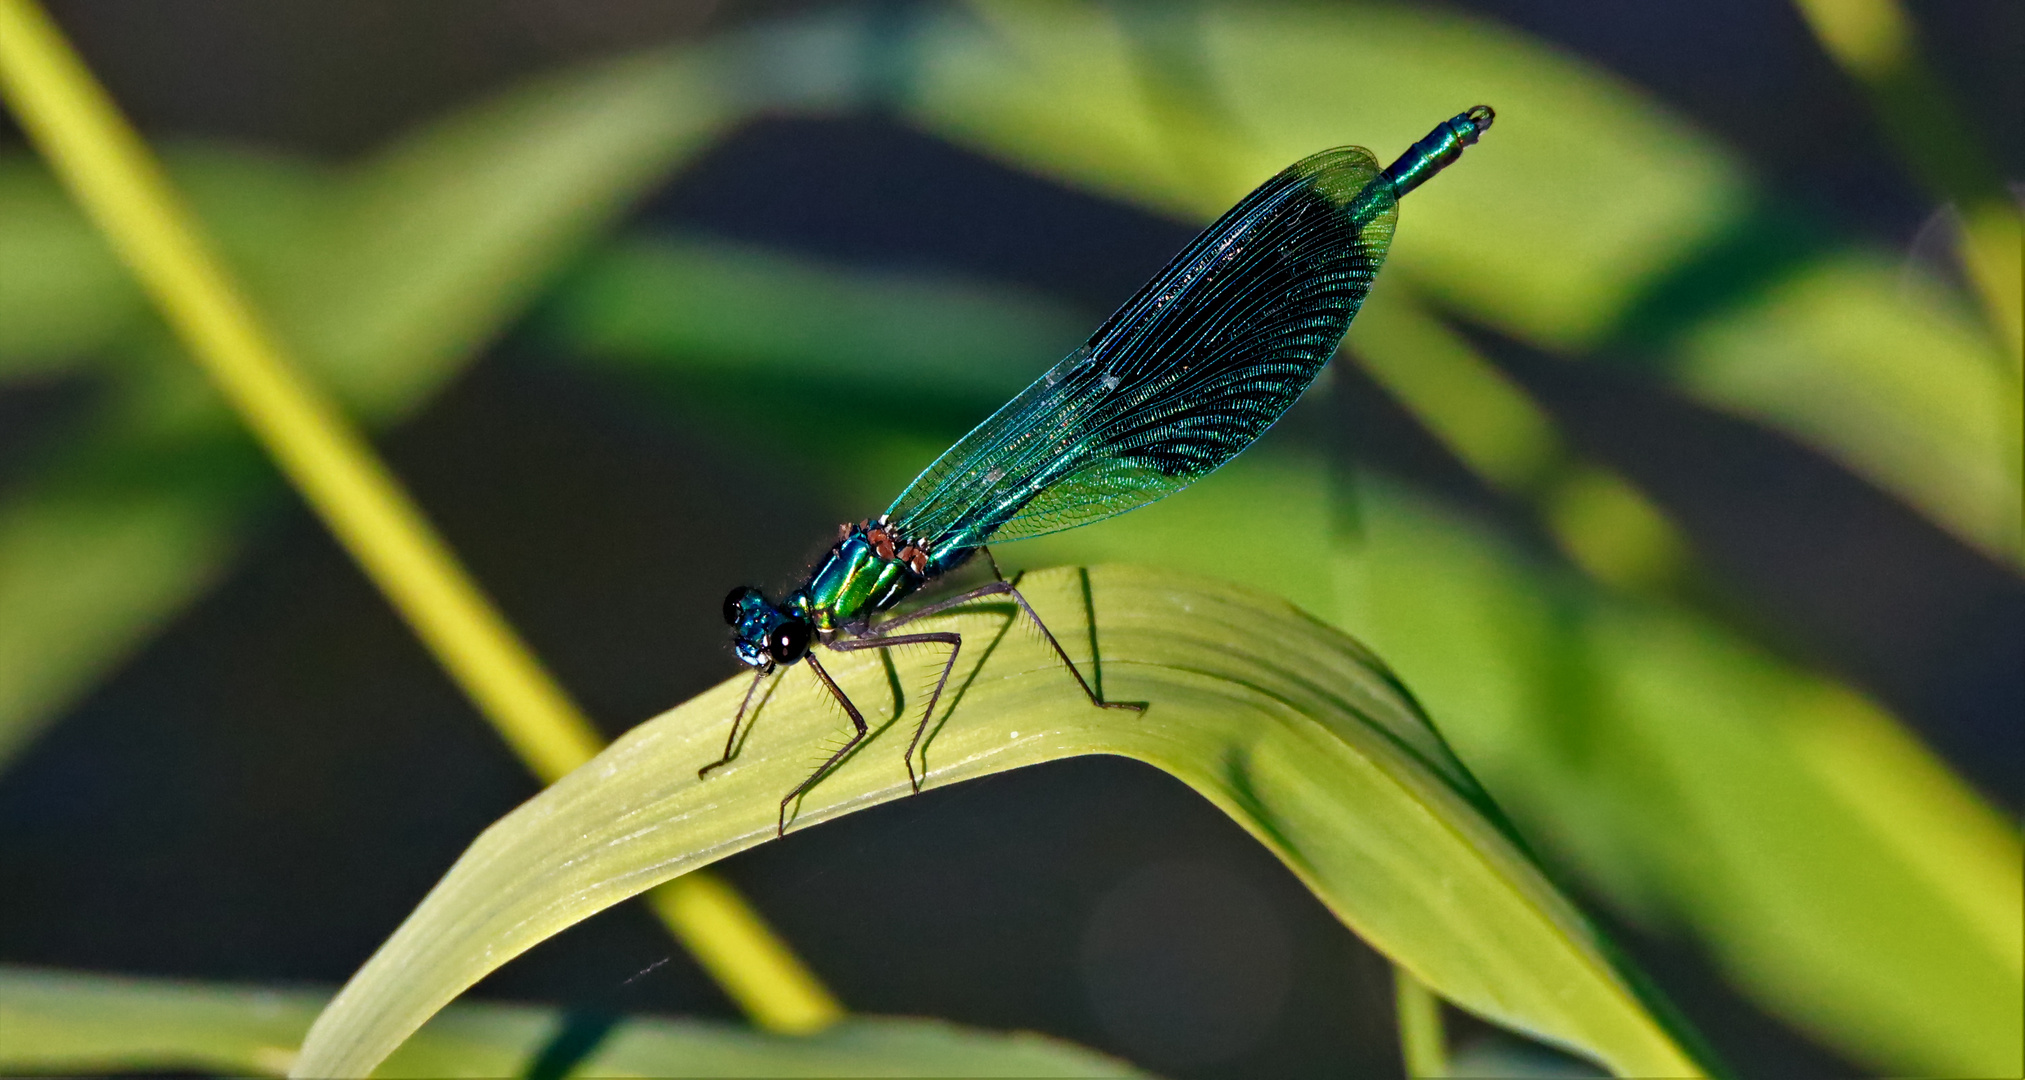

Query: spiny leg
left=866, top=573, right=1144, bottom=772
left=698, top=668, right=768, bottom=779
left=987, top=578, right=1143, bottom=713
left=829, top=630, right=963, bottom=794
left=778, top=651, right=870, bottom=837
left=874, top=579, right=1140, bottom=711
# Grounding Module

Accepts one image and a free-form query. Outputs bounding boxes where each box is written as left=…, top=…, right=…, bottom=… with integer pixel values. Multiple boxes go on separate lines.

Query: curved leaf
left=0, top=964, right=1136, bottom=1078
left=294, top=566, right=1704, bottom=1078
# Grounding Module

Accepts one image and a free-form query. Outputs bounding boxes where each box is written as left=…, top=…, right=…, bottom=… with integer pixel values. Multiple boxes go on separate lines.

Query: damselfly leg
left=769, top=556, right=1141, bottom=834
left=775, top=651, right=872, bottom=836
left=860, top=550, right=1143, bottom=792
left=698, top=668, right=769, bottom=780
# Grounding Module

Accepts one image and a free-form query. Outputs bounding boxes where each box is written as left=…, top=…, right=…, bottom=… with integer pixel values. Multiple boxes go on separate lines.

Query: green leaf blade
left=293, top=566, right=1704, bottom=1079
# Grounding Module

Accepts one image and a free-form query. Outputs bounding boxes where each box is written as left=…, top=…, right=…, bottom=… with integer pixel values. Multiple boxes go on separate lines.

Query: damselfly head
left=724, top=585, right=811, bottom=671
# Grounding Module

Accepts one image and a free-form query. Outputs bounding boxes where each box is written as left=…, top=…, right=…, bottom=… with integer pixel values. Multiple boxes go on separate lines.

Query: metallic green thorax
left=800, top=533, right=912, bottom=633
left=795, top=520, right=965, bottom=635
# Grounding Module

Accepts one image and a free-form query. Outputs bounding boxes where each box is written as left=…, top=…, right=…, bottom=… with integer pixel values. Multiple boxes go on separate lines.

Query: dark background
left=1, top=2, right=2018, bottom=1077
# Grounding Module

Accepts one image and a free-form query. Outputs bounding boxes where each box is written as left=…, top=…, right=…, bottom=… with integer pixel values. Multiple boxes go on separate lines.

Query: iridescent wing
left=886, top=147, right=1398, bottom=558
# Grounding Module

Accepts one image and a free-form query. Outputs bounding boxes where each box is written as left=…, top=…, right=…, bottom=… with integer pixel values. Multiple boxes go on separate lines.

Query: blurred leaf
left=0, top=964, right=1138, bottom=1077
left=0, top=153, right=138, bottom=378
left=546, top=233, right=1087, bottom=404
left=0, top=146, right=330, bottom=767
left=1671, top=251, right=2022, bottom=562
left=1348, top=284, right=1565, bottom=494
left=275, top=47, right=741, bottom=420
left=294, top=567, right=1704, bottom=1079
left=0, top=144, right=333, bottom=380
left=894, top=0, right=2021, bottom=564
left=536, top=236, right=2019, bottom=1076
left=1790, top=0, right=2024, bottom=359
left=0, top=352, right=263, bottom=764
left=0, top=47, right=739, bottom=767
left=0, top=457, right=241, bottom=762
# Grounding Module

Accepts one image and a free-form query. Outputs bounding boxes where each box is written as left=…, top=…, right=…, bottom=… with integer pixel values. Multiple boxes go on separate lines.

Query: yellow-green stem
left=1394, top=963, right=1448, bottom=1078
left=0, top=0, right=840, bottom=1035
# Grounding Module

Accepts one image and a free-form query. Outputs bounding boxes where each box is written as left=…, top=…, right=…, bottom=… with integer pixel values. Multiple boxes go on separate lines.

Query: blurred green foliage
left=1, top=2, right=2018, bottom=1077
left=0, top=47, right=736, bottom=765
left=0, top=965, right=1139, bottom=1077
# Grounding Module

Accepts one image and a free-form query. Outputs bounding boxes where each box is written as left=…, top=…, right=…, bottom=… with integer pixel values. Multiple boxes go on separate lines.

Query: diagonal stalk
left=0, top=0, right=839, bottom=1036
left=1393, top=964, right=1449, bottom=1078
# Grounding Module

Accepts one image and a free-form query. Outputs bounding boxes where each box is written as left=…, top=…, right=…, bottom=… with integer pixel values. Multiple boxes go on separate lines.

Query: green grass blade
left=292, top=567, right=1705, bottom=1079
left=0, top=965, right=1138, bottom=1077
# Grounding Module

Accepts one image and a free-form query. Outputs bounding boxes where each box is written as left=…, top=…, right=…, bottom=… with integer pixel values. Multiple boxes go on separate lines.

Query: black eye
left=769, top=619, right=812, bottom=663
left=723, top=586, right=758, bottom=625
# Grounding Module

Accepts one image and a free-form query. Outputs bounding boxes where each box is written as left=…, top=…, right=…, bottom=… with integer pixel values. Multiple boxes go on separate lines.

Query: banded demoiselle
left=711, top=107, right=1496, bottom=834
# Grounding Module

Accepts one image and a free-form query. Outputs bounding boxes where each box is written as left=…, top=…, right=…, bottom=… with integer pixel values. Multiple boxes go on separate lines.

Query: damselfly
left=709, top=107, right=1496, bottom=834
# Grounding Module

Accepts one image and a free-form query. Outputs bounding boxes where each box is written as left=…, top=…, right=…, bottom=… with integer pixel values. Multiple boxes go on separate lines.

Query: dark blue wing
left=886, top=146, right=1397, bottom=559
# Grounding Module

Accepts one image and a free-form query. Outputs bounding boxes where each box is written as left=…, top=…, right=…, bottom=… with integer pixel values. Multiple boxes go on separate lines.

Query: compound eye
left=769, top=619, right=812, bottom=664
left=723, top=586, right=759, bottom=625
